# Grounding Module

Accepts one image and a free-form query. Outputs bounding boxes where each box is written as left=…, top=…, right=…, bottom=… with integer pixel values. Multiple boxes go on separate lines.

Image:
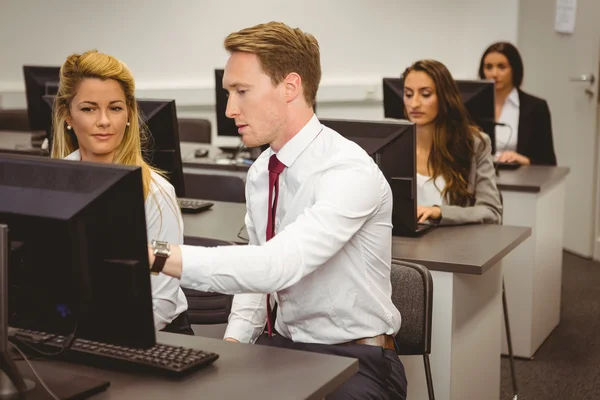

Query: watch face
left=152, top=240, right=170, bottom=256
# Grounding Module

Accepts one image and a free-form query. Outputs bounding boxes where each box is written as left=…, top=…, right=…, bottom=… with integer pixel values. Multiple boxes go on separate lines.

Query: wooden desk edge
left=156, top=331, right=359, bottom=400
left=393, top=226, right=532, bottom=275
left=479, top=227, right=532, bottom=274
left=391, top=257, right=483, bottom=275
left=497, top=167, right=570, bottom=193
left=308, top=358, right=359, bottom=400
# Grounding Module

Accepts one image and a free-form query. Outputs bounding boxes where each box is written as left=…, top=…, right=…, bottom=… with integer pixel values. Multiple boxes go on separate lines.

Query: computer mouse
left=194, top=149, right=209, bottom=158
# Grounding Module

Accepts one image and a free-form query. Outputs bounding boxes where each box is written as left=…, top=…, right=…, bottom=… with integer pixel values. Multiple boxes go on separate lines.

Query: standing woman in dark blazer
left=479, top=42, right=557, bottom=166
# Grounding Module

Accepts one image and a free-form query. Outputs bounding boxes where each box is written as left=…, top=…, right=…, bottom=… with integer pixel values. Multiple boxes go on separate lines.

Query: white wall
left=0, top=0, right=519, bottom=144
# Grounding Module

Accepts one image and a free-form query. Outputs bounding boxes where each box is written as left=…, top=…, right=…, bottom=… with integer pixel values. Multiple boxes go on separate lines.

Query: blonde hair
left=51, top=50, right=156, bottom=199
left=224, top=21, right=321, bottom=107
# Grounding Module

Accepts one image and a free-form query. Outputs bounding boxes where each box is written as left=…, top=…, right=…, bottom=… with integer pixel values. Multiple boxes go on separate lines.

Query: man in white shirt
left=150, top=21, right=406, bottom=399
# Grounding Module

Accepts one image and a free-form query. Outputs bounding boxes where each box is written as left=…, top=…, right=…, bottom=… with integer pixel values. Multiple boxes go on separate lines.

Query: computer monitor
left=137, top=99, right=186, bottom=198
left=1, top=154, right=156, bottom=349
left=382, top=77, right=496, bottom=154
left=319, top=119, right=418, bottom=236
left=214, top=69, right=238, bottom=138
left=23, top=66, right=60, bottom=134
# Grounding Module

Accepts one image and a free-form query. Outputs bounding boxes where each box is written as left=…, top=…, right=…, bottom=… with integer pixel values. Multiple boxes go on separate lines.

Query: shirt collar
left=65, top=149, right=81, bottom=160
left=271, top=114, right=322, bottom=168
left=506, top=87, right=520, bottom=107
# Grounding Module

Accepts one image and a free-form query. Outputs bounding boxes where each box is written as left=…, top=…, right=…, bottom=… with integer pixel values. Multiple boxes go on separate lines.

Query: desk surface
left=183, top=201, right=531, bottom=275
left=180, top=142, right=251, bottom=172
left=183, top=200, right=247, bottom=242
left=496, top=165, right=570, bottom=193
left=392, top=224, right=531, bottom=275
left=18, top=332, right=357, bottom=400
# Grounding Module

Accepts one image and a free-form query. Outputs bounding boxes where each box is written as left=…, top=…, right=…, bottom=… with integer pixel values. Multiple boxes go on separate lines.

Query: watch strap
left=150, top=254, right=168, bottom=275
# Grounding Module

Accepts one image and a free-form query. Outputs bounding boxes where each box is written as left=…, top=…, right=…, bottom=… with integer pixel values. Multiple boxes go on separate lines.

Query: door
left=517, top=0, right=600, bottom=259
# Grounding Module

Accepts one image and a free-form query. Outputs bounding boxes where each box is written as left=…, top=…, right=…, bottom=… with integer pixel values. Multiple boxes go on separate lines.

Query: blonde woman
left=51, top=50, right=191, bottom=334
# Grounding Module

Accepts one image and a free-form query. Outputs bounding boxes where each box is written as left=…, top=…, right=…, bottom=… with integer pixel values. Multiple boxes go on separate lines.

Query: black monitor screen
left=383, top=77, right=496, bottom=154
left=214, top=69, right=238, bottom=137
left=138, top=99, right=185, bottom=198
left=23, top=66, right=60, bottom=134
left=1, top=154, right=156, bottom=349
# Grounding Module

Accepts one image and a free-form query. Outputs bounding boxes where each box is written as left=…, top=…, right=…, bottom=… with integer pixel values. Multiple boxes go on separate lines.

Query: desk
left=496, top=166, right=569, bottom=358
left=392, top=226, right=530, bottom=400
left=180, top=142, right=250, bottom=179
left=183, top=201, right=247, bottom=242
left=17, top=332, right=357, bottom=399
left=183, top=202, right=531, bottom=400
left=0, top=130, right=47, bottom=156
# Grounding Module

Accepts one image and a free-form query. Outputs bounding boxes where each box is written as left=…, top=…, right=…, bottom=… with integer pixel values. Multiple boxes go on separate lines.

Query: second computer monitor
left=214, top=69, right=238, bottom=137
left=382, top=77, right=496, bottom=154
left=138, top=99, right=186, bottom=198
left=23, top=65, right=60, bottom=134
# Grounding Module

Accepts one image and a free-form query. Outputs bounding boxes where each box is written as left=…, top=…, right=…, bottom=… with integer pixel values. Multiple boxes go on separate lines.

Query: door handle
left=570, top=74, right=595, bottom=84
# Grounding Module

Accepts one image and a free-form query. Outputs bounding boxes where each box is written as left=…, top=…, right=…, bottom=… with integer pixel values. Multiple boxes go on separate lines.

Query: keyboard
left=9, top=327, right=219, bottom=376
left=218, top=145, right=243, bottom=153
left=177, top=198, right=214, bottom=214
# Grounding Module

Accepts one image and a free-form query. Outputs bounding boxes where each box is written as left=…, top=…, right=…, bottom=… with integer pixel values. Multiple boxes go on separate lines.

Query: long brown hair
left=402, top=59, right=483, bottom=206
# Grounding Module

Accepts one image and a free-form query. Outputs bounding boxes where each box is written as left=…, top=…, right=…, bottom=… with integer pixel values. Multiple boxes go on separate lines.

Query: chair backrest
left=390, top=261, right=433, bottom=355
left=181, top=236, right=237, bottom=324
left=178, top=118, right=212, bottom=143
left=0, top=109, right=30, bottom=131
left=184, top=173, right=245, bottom=203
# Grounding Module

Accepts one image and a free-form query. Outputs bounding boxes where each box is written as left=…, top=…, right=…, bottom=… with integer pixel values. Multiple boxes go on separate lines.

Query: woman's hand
left=496, top=151, right=530, bottom=165
left=417, top=206, right=441, bottom=223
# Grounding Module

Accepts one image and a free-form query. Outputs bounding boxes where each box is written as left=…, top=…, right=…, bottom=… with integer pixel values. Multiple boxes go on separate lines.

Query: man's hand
left=224, top=337, right=240, bottom=343
left=417, top=205, right=441, bottom=224
left=495, top=151, right=530, bottom=165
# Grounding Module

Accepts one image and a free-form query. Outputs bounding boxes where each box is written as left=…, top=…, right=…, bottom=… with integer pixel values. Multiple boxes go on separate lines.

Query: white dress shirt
left=179, top=115, right=401, bottom=344
left=65, top=150, right=188, bottom=330
left=496, top=87, right=520, bottom=154
left=416, top=173, right=446, bottom=207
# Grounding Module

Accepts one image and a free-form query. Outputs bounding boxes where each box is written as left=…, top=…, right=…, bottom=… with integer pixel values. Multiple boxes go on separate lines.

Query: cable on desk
left=9, top=342, right=60, bottom=400
left=12, top=321, right=78, bottom=358
left=237, top=224, right=249, bottom=243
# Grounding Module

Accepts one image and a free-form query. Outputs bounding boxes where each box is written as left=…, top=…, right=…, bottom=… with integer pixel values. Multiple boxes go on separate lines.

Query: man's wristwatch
left=150, top=239, right=171, bottom=275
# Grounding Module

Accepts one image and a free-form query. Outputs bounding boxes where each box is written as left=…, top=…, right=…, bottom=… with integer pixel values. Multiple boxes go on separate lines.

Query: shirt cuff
left=223, top=318, right=259, bottom=344
left=179, top=244, right=211, bottom=292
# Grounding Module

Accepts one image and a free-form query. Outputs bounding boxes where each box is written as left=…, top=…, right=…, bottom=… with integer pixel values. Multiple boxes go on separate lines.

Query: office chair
left=499, top=192, right=519, bottom=400
left=0, top=109, right=30, bottom=131
left=390, top=261, right=435, bottom=400
left=178, top=118, right=212, bottom=143
left=181, top=237, right=235, bottom=325
left=183, top=173, right=246, bottom=203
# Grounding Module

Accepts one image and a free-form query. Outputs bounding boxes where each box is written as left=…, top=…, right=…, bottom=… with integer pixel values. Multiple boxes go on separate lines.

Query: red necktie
left=266, top=154, right=285, bottom=337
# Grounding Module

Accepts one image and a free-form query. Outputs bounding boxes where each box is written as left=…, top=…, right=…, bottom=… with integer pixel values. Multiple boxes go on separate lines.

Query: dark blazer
left=516, top=90, right=557, bottom=166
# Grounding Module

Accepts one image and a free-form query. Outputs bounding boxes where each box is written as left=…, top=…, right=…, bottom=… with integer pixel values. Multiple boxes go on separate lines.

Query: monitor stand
left=0, top=224, right=110, bottom=400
